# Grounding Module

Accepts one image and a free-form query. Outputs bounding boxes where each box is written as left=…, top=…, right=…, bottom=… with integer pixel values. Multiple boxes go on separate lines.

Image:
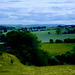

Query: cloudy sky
left=0, top=0, right=75, bottom=25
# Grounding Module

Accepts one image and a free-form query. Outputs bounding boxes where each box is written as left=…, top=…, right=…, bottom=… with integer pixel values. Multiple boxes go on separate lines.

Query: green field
left=0, top=53, right=75, bottom=75
left=32, top=30, right=75, bottom=42
left=2, top=30, right=12, bottom=35
left=2, top=29, right=75, bottom=42
left=41, top=43, right=75, bottom=56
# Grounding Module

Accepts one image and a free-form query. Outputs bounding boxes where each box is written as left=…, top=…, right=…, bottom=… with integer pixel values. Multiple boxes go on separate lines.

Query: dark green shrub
left=56, top=27, right=62, bottom=35
left=55, top=39, right=62, bottom=43
left=0, top=45, right=4, bottom=55
left=0, top=51, right=2, bottom=55
left=64, top=38, right=75, bottom=43
left=48, top=32, right=50, bottom=34
left=31, top=49, right=51, bottom=66
left=55, top=55, right=64, bottom=65
left=50, top=39, right=53, bottom=43
left=49, top=56, right=60, bottom=65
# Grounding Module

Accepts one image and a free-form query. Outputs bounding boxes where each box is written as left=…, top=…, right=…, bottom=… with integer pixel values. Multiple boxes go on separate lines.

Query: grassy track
left=41, top=43, right=75, bottom=56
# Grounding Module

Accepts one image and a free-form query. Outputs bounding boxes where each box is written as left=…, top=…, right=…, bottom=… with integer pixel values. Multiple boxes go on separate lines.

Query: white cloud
left=0, top=0, right=75, bottom=24
left=9, top=15, right=18, bottom=19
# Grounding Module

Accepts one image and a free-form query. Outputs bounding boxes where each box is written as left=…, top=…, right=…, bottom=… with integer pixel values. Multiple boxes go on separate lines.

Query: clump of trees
left=0, top=50, right=2, bottom=55
left=56, top=47, right=75, bottom=65
left=0, top=34, right=5, bottom=42
left=5, top=31, right=51, bottom=66
left=64, top=38, right=75, bottom=43
left=56, top=27, right=62, bottom=35
left=55, top=39, right=63, bottom=43
left=49, top=38, right=75, bottom=43
left=62, top=28, right=75, bottom=34
left=50, top=39, right=53, bottom=43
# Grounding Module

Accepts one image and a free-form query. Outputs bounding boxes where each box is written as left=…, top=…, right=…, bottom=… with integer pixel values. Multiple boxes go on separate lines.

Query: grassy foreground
left=0, top=53, right=75, bottom=75
left=41, top=43, right=75, bottom=56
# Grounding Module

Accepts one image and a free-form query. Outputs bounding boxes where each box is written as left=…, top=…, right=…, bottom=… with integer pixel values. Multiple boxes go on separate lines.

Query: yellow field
left=0, top=53, right=75, bottom=75
left=41, top=43, right=75, bottom=56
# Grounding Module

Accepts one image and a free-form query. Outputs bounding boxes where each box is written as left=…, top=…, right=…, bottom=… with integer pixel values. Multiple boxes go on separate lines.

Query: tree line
left=50, top=38, right=75, bottom=43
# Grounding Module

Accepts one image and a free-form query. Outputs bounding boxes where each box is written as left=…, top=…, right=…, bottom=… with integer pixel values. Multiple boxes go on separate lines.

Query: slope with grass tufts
left=0, top=53, right=75, bottom=75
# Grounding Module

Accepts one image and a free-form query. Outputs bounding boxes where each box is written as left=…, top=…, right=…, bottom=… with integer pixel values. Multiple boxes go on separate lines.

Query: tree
left=5, top=31, right=50, bottom=66
left=50, top=39, right=53, bottom=43
left=55, top=39, right=62, bottom=43
left=56, top=27, right=61, bottom=35
left=48, top=32, right=50, bottom=34
left=4, top=28, right=7, bottom=32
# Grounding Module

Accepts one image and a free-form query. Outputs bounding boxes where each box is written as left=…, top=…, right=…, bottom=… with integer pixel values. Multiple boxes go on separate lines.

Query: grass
left=32, top=30, right=75, bottom=42
left=0, top=53, right=75, bottom=75
left=41, top=43, right=75, bottom=56
left=3, top=30, right=12, bottom=35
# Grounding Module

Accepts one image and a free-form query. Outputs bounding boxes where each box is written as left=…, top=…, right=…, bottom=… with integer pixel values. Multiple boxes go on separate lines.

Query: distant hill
left=0, top=24, right=75, bottom=29
left=0, top=25, right=16, bottom=30
left=0, top=24, right=64, bottom=28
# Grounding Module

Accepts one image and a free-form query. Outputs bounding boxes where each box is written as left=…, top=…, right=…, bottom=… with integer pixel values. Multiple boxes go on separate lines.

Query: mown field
left=41, top=43, right=75, bottom=56
left=0, top=53, right=75, bottom=75
left=32, top=30, right=75, bottom=42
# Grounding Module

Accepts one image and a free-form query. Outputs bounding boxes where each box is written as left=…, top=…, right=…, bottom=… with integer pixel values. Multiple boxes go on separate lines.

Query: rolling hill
left=0, top=52, right=75, bottom=75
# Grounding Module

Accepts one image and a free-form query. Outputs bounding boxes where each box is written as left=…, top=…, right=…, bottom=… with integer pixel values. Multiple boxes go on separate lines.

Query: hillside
left=0, top=53, right=75, bottom=75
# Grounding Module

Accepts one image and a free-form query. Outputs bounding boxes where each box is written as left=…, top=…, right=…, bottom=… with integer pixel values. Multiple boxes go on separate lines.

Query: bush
left=49, top=56, right=60, bottom=65
left=0, top=45, right=4, bottom=55
left=56, top=27, right=62, bottom=35
left=64, top=38, right=75, bottom=43
left=50, top=39, right=53, bottom=43
left=55, top=55, right=65, bottom=65
left=0, top=51, right=2, bottom=55
left=55, top=39, right=63, bottom=43
left=48, top=32, right=50, bottom=34
left=31, top=49, right=51, bottom=66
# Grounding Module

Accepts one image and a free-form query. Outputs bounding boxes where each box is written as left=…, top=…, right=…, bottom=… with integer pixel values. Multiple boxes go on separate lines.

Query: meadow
left=32, top=30, right=75, bottom=42
left=41, top=43, right=75, bottom=56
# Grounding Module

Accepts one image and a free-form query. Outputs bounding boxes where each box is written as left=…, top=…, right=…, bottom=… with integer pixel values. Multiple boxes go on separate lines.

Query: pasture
left=41, top=43, right=75, bottom=56
left=32, top=30, right=75, bottom=42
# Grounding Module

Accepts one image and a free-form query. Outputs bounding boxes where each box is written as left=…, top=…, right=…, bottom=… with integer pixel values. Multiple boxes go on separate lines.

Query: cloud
left=0, top=13, right=9, bottom=18
left=0, top=0, right=75, bottom=24
left=9, top=0, right=20, bottom=2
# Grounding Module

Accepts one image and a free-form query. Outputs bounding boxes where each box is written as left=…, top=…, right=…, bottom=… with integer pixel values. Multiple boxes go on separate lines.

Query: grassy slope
left=32, top=30, right=75, bottom=42
left=41, top=43, right=75, bottom=56
left=0, top=53, right=75, bottom=75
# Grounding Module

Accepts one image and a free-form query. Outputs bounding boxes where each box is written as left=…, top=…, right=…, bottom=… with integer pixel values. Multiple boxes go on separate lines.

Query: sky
left=0, top=0, right=75, bottom=25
